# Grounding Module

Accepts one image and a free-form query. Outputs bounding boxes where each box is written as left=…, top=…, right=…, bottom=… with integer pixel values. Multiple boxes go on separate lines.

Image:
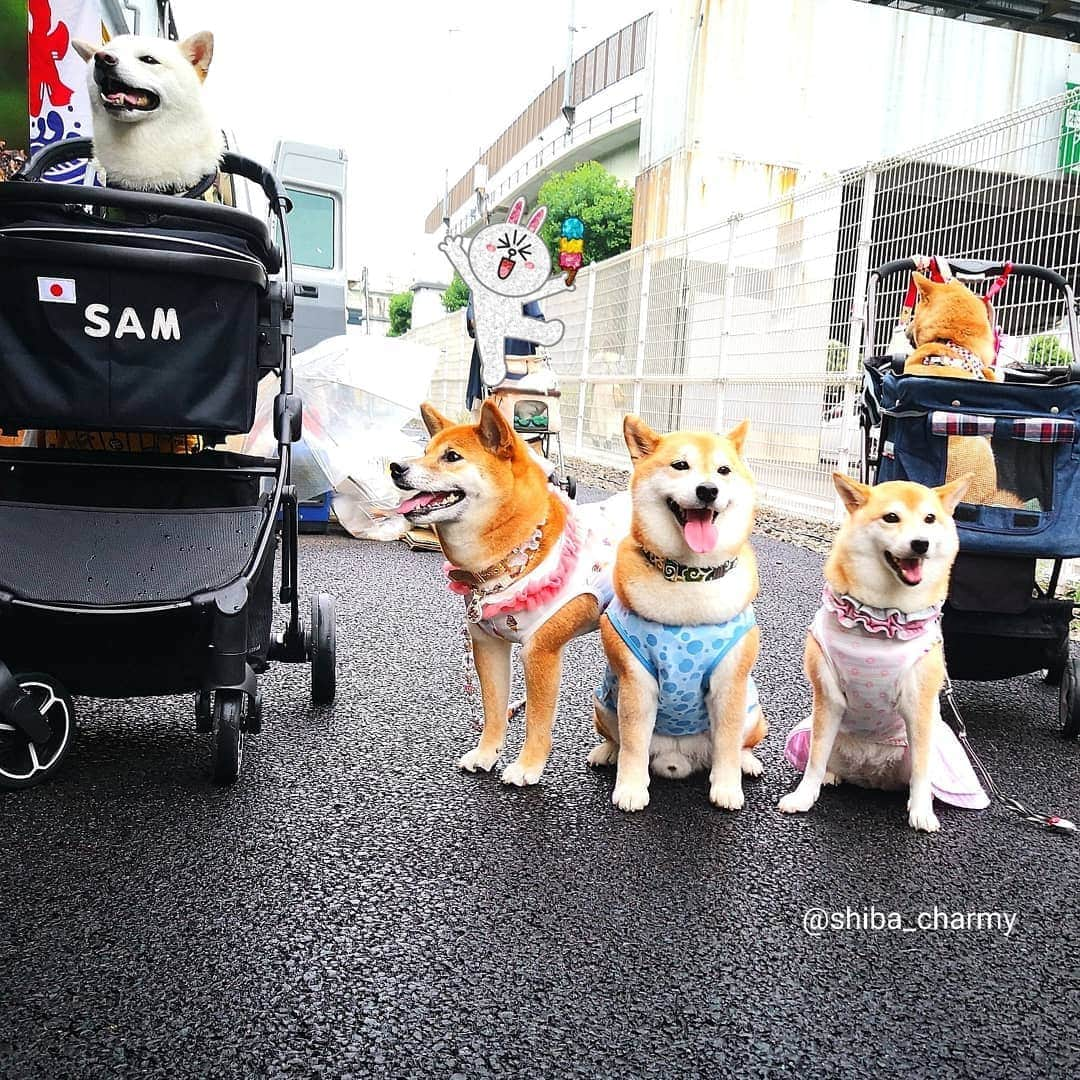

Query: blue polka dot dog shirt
left=596, top=597, right=759, bottom=737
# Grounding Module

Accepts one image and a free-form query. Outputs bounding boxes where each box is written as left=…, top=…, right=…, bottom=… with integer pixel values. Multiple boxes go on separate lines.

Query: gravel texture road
left=2, top=489, right=1078, bottom=1079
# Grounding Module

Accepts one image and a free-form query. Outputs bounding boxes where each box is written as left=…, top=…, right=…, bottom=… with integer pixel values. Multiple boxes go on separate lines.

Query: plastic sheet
left=241, top=335, right=438, bottom=538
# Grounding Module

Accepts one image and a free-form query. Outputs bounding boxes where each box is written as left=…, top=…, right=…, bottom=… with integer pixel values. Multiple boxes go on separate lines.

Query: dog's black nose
left=95, top=50, right=119, bottom=67
left=389, top=461, right=407, bottom=485
left=696, top=483, right=718, bottom=504
left=910, top=538, right=929, bottom=555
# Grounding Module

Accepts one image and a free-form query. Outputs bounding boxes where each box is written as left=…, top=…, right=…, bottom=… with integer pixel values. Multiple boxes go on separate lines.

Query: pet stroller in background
left=860, top=257, right=1080, bottom=735
left=0, top=138, right=337, bottom=790
left=487, top=353, right=576, bottom=499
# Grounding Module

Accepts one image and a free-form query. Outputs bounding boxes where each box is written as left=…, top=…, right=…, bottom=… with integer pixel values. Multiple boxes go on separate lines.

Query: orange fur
left=904, top=273, right=997, bottom=380
left=413, top=401, right=605, bottom=785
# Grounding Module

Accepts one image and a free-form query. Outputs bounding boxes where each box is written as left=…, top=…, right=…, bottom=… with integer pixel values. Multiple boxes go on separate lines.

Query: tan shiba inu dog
left=589, top=416, right=766, bottom=813
left=73, top=32, right=223, bottom=192
left=779, top=473, right=989, bottom=832
left=390, top=401, right=628, bottom=786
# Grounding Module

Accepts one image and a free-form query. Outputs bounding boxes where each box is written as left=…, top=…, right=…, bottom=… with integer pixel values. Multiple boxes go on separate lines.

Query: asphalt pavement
left=2, top=489, right=1079, bottom=1079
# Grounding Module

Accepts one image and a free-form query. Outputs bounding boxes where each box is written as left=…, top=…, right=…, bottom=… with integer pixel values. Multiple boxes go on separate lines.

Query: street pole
left=561, top=0, right=576, bottom=131
left=363, top=266, right=370, bottom=335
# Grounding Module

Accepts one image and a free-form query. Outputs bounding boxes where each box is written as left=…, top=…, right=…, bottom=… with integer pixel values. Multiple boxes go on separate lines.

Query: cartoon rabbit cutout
left=439, top=196, right=572, bottom=386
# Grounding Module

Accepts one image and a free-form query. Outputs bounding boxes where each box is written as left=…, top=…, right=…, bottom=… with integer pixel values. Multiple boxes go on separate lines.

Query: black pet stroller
left=0, top=139, right=336, bottom=789
left=860, top=257, right=1080, bottom=736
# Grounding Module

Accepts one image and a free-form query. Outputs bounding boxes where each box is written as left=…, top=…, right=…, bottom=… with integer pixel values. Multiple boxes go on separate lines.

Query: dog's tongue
left=393, top=492, right=436, bottom=516
left=683, top=508, right=718, bottom=554
left=105, top=90, right=145, bottom=107
left=897, top=557, right=923, bottom=585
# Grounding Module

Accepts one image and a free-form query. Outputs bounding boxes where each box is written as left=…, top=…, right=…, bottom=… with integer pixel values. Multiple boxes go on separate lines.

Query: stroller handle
left=873, top=257, right=1071, bottom=293
left=18, top=138, right=294, bottom=213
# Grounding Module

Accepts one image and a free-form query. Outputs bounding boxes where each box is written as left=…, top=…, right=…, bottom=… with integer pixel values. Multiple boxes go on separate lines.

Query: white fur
left=75, top=33, right=223, bottom=192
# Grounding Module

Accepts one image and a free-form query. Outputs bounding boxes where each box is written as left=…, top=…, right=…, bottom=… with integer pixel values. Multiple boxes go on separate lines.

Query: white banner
left=28, top=0, right=102, bottom=183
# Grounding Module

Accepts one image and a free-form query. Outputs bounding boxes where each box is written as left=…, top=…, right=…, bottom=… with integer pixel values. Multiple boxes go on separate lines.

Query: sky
left=171, top=0, right=651, bottom=289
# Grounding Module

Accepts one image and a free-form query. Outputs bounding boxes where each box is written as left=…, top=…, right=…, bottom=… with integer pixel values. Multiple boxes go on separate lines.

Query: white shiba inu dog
left=590, top=416, right=766, bottom=813
left=73, top=32, right=223, bottom=192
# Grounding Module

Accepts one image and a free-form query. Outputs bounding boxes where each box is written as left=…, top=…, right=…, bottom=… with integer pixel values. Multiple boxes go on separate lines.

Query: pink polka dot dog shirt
left=784, top=588, right=988, bottom=809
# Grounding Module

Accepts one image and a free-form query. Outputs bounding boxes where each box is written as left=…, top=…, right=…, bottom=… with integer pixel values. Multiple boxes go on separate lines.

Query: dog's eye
left=717, top=465, right=731, bottom=476
left=883, top=512, right=900, bottom=524
left=139, top=55, right=160, bottom=64
left=671, top=460, right=690, bottom=471
left=443, top=449, right=462, bottom=463
left=924, top=513, right=936, bottom=524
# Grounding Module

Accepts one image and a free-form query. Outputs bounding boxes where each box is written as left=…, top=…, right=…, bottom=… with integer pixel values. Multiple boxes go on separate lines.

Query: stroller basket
left=0, top=179, right=283, bottom=436
left=876, top=372, right=1080, bottom=558
left=0, top=141, right=339, bottom=790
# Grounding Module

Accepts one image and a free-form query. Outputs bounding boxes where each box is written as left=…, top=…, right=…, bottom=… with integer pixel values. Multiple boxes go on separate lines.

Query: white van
left=271, top=141, right=348, bottom=352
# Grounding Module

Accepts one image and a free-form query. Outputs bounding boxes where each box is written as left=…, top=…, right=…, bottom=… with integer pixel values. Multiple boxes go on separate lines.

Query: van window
left=285, top=187, right=335, bottom=270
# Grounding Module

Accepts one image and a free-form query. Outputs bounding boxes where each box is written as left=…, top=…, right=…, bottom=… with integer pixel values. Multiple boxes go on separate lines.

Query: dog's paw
left=740, top=749, right=764, bottom=777
left=501, top=760, right=544, bottom=787
left=587, top=741, right=618, bottom=768
left=778, top=788, right=817, bottom=814
left=908, top=804, right=940, bottom=833
left=823, top=770, right=841, bottom=787
left=612, top=782, right=650, bottom=812
left=709, top=780, right=744, bottom=811
left=458, top=746, right=499, bottom=773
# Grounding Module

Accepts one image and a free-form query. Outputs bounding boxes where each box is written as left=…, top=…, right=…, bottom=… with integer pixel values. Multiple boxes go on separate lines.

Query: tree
left=441, top=272, right=469, bottom=313
left=1027, top=333, right=1071, bottom=367
left=388, top=291, right=413, bottom=337
left=535, top=161, right=634, bottom=269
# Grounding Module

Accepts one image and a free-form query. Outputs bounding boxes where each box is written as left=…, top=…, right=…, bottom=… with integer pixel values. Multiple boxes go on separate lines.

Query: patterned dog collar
left=920, top=341, right=987, bottom=379
left=822, top=586, right=941, bottom=640
left=640, top=547, right=738, bottom=582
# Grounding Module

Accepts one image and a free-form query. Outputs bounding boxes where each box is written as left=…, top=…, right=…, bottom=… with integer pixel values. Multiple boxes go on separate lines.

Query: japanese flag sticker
left=37, top=277, right=76, bottom=304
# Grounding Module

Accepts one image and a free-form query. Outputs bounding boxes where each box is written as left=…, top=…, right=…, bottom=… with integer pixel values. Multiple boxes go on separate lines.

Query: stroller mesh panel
left=0, top=503, right=263, bottom=606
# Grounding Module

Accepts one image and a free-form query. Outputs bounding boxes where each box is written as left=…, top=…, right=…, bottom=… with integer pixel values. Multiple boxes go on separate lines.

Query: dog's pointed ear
left=935, top=472, right=972, bottom=515
left=72, top=39, right=98, bottom=63
left=419, top=402, right=452, bottom=437
left=725, top=419, right=750, bottom=455
left=912, top=272, right=936, bottom=300
left=832, top=472, right=872, bottom=514
left=179, top=31, right=215, bottom=79
left=623, top=415, right=660, bottom=462
left=477, top=400, right=516, bottom=458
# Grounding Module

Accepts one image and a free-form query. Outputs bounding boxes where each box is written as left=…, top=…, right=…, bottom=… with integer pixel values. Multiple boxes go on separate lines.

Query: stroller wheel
left=0, top=673, right=75, bottom=791
left=194, top=690, right=212, bottom=733
left=211, top=691, right=245, bottom=785
left=1045, top=642, right=1068, bottom=687
left=310, top=593, right=337, bottom=706
left=1059, top=658, right=1080, bottom=739
left=562, top=474, right=577, bottom=501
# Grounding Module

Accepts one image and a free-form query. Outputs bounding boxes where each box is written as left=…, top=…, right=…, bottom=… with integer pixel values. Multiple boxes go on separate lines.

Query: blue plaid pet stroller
left=860, top=258, right=1080, bottom=736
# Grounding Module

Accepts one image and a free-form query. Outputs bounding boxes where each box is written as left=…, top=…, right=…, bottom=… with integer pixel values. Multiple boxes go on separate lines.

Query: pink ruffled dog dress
left=445, top=493, right=630, bottom=645
left=784, top=588, right=988, bottom=809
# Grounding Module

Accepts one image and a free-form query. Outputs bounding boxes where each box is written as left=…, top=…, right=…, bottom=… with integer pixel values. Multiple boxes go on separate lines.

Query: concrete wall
left=635, top=0, right=1078, bottom=243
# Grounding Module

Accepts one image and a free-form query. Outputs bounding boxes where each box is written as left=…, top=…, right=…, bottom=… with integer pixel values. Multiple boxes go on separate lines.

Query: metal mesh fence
left=423, top=87, right=1080, bottom=520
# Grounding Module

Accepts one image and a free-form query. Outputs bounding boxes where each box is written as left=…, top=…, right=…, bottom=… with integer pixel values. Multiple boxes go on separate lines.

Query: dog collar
left=822, top=586, right=941, bottom=640
left=105, top=170, right=217, bottom=200
left=639, top=547, right=738, bottom=582
left=446, top=522, right=545, bottom=592
left=919, top=341, right=988, bottom=379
